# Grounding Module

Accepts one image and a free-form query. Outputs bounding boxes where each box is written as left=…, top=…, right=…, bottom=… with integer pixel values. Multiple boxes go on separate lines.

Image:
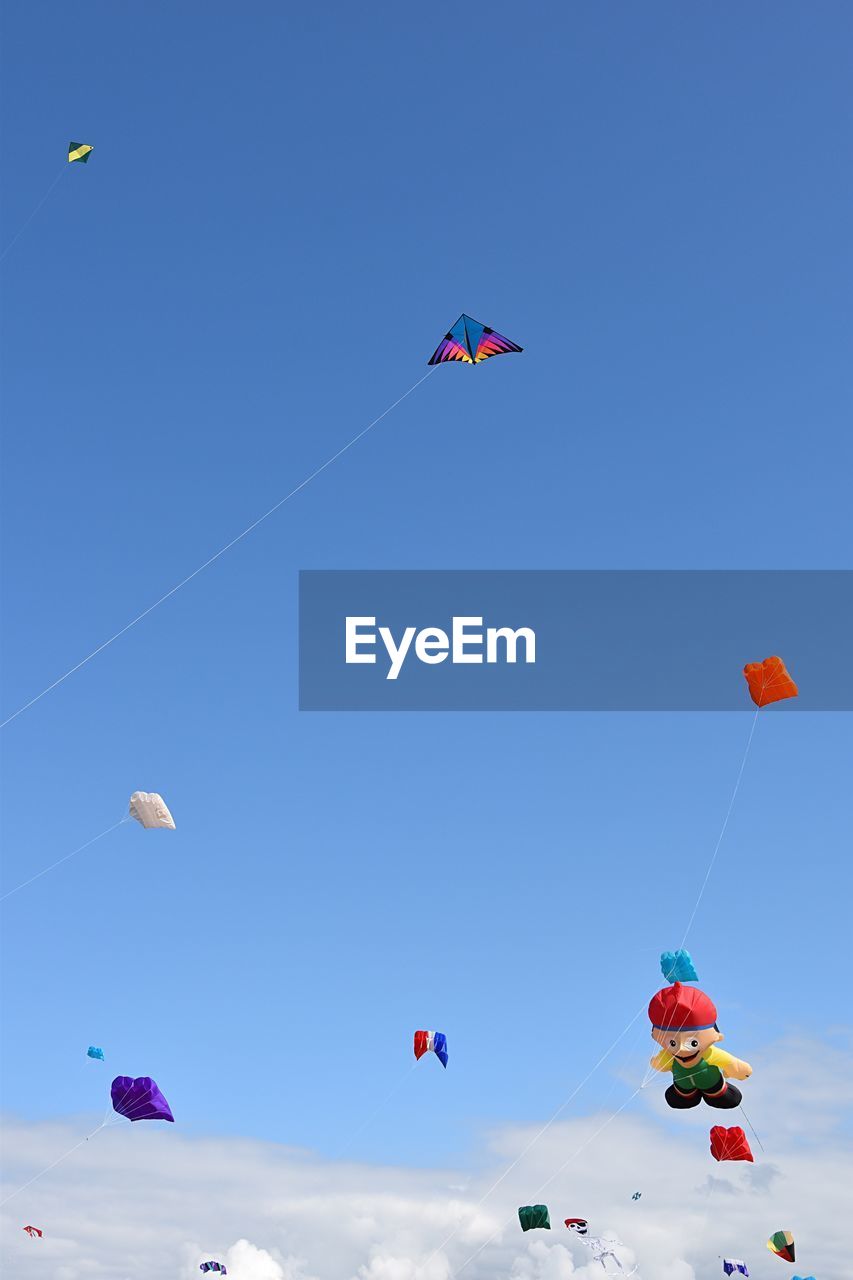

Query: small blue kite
left=660, top=949, right=698, bottom=983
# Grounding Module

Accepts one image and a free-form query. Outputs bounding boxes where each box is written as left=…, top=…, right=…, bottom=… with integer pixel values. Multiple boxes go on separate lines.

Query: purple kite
left=111, top=1075, right=174, bottom=1123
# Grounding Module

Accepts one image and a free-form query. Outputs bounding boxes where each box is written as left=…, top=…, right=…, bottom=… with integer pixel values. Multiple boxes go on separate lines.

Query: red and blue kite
left=428, top=314, right=522, bottom=366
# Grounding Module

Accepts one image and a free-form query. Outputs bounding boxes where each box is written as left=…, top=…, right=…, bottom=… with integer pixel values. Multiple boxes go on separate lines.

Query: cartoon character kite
left=648, top=982, right=752, bottom=1110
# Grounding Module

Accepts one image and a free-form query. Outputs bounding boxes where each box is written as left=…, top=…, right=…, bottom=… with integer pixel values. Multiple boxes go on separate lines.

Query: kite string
left=678, top=706, right=761, bottom=951
left=0, top=164, right=66, bottom=266
left=677, top=707, right=768, bottom=1152
left=0, top=368, right=435, bottom=731
left=736, top=1103, right=765, bottom=1155
left=417, top=999, right=648, bottom=1275
left=0, top=814, right=130, bottom=904
left=0, top=1120, right=106, bottom=1207
left=451, top=1082, right=647, bottom=1279
left=332, top=1061, right=420, bottom=1162
left=2, top=1082, right=172, bottom=1206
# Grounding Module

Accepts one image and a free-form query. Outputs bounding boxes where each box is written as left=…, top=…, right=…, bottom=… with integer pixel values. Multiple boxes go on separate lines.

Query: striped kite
left=413, top=1030, right=448, bottom=1068
left=428, top=314, right=522, bottom=366
left=767, top=1231, right=795, bottom=1262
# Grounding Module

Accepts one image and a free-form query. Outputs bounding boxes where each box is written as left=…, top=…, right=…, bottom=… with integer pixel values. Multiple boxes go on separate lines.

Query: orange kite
left=743, top=656, right=798, bottom=707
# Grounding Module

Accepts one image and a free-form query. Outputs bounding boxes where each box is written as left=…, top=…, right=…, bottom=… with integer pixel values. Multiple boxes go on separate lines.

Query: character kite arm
left=649, top=1049, right=674, bottom=1073
left=707, top=1045, right=752, bottom=1080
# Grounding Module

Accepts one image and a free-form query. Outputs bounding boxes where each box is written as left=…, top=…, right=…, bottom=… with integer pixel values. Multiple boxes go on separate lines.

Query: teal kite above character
left=87, top=1046, right=105, bottom=1061
left=660, top=949, right=698, bottom=983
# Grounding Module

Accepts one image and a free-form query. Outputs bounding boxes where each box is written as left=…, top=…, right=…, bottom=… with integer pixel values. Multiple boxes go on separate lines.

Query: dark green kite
left=518, top=1205, right=551, bottom=1232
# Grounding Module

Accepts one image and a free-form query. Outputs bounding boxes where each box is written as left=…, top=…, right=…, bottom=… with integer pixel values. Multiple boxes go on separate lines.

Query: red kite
left=710, top=1125, right=754, bottom=1162
left=743, top=656, right=798, bottom=707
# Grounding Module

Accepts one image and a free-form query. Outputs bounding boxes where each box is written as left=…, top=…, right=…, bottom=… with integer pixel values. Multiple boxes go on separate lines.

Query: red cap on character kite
left=648, top=982, right=717, bottom=1031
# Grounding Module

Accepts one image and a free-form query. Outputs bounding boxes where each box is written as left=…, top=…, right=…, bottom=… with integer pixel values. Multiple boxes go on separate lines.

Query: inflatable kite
left=129, top=792, right=176, bottom=829
left=743, top=657, right=798, bottom=708
left=710, top=1125, right=754, bottom=1163
left=767, top=1232, right=795, bottom=1262
left=87, top=1045, right=105, bottom=1061
left=660, top=949, right=698, bottom=983
left=428, top=314, right=522, bottom=366
left=68, top=142, right=93, bottom=163
left=200, top=1264, right=227, bottom=1275
left=519, top=1205, right=550, bottom=1231
left=648, top=982, right=752, bottom=1109
left=22, top=1226, right=43, bottom=1238
left=414, top=1030, right=448, bottom=1068
left=565, top=1222, right=636, bottom=1274
left=111, top=1075, right=174, bottom=1122
left=722, top=1262, right=749, bottom=1277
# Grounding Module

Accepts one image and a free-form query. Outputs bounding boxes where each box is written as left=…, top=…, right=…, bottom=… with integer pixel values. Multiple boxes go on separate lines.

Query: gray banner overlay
left=298, top=571, right=853, bottom=711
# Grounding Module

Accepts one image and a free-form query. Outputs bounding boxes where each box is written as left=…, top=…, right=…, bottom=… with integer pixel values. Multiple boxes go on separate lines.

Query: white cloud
left=225, top=1240, right=296, bottom=1280
left=1, top=1037, right=850, bottom=1280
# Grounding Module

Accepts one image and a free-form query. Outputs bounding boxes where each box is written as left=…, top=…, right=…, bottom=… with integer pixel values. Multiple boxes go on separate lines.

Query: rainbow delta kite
left=428, top=314, right=522, bottom=365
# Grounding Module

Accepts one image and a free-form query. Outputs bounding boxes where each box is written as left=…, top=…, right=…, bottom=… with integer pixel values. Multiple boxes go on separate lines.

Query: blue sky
left=1, top=0, right=851, bottom=1224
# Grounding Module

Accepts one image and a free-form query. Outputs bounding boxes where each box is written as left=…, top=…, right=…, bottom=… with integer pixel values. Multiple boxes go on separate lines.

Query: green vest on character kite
left=648, top=982, right=752, bottom=1110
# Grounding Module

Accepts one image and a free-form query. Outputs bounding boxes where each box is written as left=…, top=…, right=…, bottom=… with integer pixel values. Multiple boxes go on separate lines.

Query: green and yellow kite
left=68, top=142, right=93, bottom=164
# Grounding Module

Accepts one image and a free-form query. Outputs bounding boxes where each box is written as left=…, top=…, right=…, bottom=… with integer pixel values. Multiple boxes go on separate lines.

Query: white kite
left=128, top=792, right=175, bottom=830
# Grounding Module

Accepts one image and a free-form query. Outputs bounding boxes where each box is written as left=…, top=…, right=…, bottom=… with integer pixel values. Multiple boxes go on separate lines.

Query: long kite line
left=0, top=1088, right=137, bottom=1208
left=416, top=1000, right=649, bottom=1276
left=0, top=165, right=66, bottom=266
left=452, top=1081, right=648, bottom=1279
left=0, top=369, right=435, bottom=730
left=0, top=815, right=130, bottom=903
